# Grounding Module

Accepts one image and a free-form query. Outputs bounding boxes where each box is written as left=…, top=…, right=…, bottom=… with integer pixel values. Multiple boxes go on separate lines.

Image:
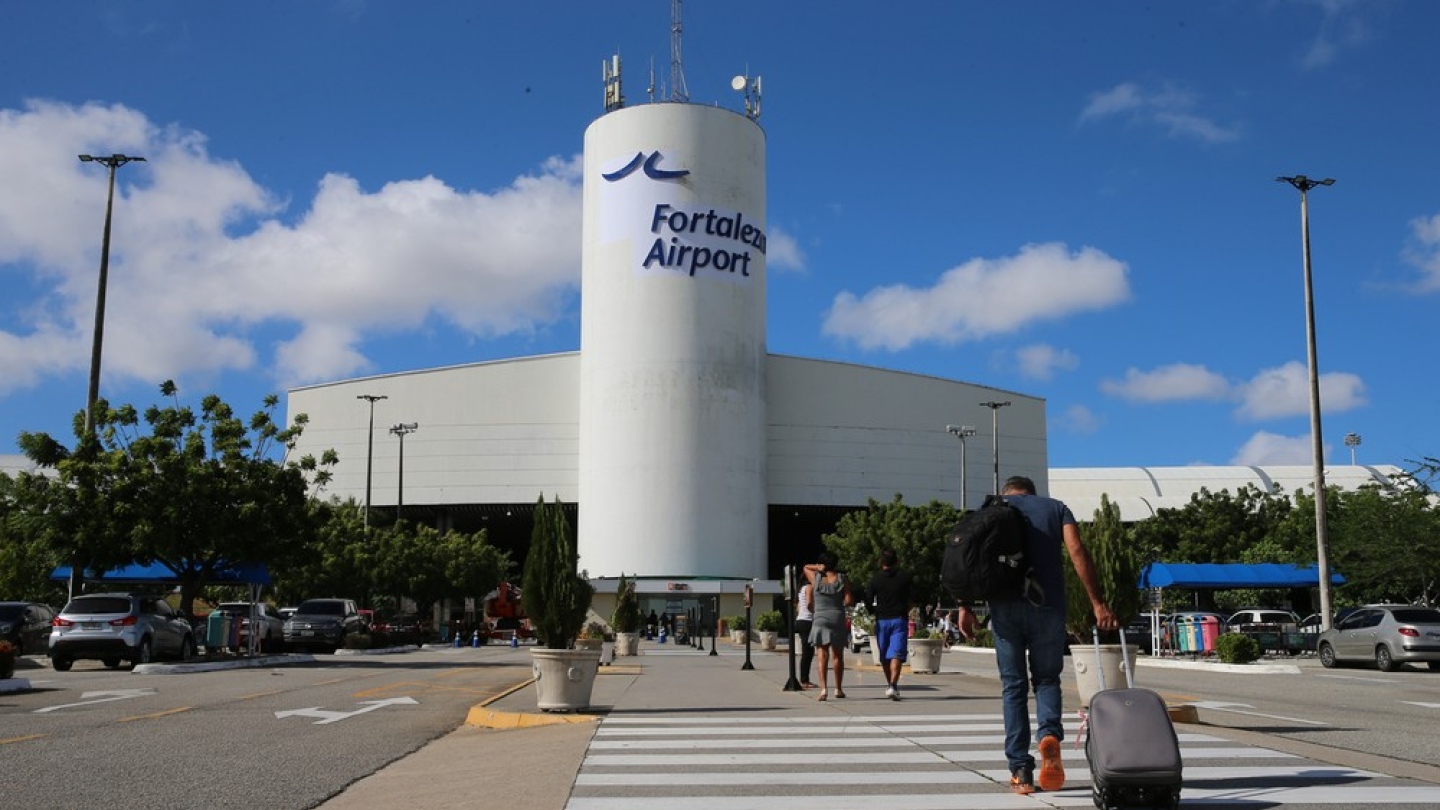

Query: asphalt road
left=2, top=646, right=531, bottom=810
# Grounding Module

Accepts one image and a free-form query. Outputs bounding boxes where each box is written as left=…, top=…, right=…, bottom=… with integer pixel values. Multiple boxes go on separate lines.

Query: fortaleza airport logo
left=602, top=150, right=766, bottom=278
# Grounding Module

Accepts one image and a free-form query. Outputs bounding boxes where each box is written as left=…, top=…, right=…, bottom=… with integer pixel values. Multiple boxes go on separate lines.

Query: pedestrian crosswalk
left=565, top=712, right=1440, bottom=808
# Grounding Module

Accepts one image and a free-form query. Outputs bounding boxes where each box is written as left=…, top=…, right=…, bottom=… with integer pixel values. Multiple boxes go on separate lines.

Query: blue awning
left=1140, top=562, right=1344, bottom=590
left=52, top=561, right=271, bottom=586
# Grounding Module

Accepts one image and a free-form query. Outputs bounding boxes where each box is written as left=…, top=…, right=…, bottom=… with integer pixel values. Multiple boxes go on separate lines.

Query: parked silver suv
left=49, top=593, right=196, bottom=671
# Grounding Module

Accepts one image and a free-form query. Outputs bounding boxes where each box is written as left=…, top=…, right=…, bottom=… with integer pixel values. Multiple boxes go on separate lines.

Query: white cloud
left=1297, top=0, right=1376, bottom=70
left=821, top=242, right=1130, bottom=351
left=1233, top=361, right=1367, bottom=420
left=1079, top=81, right=1241, bottom=144
left=0, top=100, right=584, bottom=394
left=1016, top=343, right=1079, bottom=381
left=1055, top=404, right=1103, bottom=435
left=1099, top=363, right=1230, bottom=403
left=764, top=224, right=806, bottom=273
left=1230, top=431, right=1324, bottom=465
left=1402, top=212, right=1440, bottom=293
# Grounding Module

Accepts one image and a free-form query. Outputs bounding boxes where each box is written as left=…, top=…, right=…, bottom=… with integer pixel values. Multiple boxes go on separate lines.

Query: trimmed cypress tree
left=522, top=494, right=593, bottom=649
left=611, top=573, right=641, bottom=634
left=1065, top=492, right=1144, bottom=641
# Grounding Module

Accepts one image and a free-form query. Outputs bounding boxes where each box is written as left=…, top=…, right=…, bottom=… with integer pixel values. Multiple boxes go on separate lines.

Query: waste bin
left=206, top=611, right=231, bottom=651
left=1174, top=616, right=1194, bottom=653
left=1198, top=615, right=1221, bottom=652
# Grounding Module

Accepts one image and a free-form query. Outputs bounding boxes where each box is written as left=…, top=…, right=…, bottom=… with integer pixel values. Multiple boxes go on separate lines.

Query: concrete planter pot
left=731, top=630, right=748, bottom=644
left=530, top=648, right=602, bottom=712
left=907, top=637, right=943, bottom=673
left=1073, top=643, right=1135, bottom=709
left=757, top=631, right=777, bottom=650
left=614, top=632, right=640, bottom=657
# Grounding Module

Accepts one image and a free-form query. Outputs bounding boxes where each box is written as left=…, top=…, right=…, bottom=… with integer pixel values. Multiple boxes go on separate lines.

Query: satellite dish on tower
left=731, top=75, right=747, bottom=91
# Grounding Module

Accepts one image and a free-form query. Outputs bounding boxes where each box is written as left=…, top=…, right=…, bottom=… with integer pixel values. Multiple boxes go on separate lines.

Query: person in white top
left=795, top=582, right=817, bottom=689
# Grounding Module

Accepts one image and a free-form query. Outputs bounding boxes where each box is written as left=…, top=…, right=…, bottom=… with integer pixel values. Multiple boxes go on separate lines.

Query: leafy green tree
left=1130, top=485, right=1291, bottom=566
left=821, top=494, right=960, bottom=614
left=1310, top=484, right=1440, bottom=606
left=270, top=498, right=370, bottom=606
left=0, top=472, right=67, bottom=603
left=16, top=382, right=335, bottom=617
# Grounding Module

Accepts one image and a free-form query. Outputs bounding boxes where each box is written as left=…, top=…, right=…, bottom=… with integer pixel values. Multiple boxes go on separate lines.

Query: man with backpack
left=956, top=476, right=1117, bottom=796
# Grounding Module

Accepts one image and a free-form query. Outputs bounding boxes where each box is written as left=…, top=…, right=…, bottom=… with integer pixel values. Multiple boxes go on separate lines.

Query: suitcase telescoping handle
left=1092, top=625, right=1134, bottom=692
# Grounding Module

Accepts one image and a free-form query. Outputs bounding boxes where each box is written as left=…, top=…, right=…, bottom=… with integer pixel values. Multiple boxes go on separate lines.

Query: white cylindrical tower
left=579, top=102, right=767, bottom=579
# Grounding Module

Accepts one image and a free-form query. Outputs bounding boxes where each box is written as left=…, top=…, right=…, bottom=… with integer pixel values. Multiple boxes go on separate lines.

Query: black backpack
left=941, top=495, right=1033, bottom=603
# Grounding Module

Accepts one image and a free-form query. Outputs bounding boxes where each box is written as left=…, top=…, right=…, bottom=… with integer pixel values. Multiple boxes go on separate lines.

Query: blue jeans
left=989, top=599, right=1067, bottom=772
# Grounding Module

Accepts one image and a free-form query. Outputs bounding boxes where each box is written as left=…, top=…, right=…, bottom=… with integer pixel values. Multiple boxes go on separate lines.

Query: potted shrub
left=522, top=494, right=599, bottom=711
left=575, top=621, right=607, bottom=651
left=728, top=614, right=749, bottom=644
left=907, top=626, right=944, bottom=674
left=754, top=610, right=784, bottom=650
left=611, top=573, right=642, bottom=657
left=850, top=606, right=881, bottom=664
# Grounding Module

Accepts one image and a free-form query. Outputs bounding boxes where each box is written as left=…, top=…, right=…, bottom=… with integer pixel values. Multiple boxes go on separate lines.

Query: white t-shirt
left=796, top=584, right=814, bottom=621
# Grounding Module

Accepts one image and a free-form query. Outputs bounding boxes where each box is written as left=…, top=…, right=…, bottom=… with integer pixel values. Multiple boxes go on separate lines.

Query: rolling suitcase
left=1084, top=627, right=1183, bottom=810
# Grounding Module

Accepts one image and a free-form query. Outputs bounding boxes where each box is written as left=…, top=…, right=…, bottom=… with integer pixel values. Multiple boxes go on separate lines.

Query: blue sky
left=2, top=1, right=1436, bottom=472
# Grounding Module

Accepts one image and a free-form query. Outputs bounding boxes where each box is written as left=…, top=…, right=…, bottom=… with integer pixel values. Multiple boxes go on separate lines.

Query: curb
left=462, top=662, right=643, bottom=730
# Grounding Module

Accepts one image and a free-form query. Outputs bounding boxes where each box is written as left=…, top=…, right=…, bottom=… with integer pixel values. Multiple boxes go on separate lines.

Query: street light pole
left=1344, top=432, right=1361, bottom=466
left=357, top=394, right=387, bottom=531
left=1277, top=174, right=1335, bottom=632
left=77, top=154, right=146, bottom=437
left=946, top=425, right=977, bottom=509
left=73, top=153, right=145, bottom=601
left=389, top=422, right=418, bottom=520
left=978, top=402, right=1011, bottom=494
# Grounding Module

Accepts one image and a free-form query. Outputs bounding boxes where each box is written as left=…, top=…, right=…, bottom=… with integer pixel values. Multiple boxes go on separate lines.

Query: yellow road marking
left=118, top=707, right=191, bottom=723
left=1, top=734, right=47, bottom=745
left=239, top=690, right=285, bottom=700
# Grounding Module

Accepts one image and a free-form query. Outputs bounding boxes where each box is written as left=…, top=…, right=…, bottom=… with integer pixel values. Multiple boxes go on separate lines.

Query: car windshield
left=296, top=600, right=344, bottom=616
left=1391, top=608, right=1440, bottom=624
left=64, top=596, right=131, bottom=614
left=0, top=604, right=25, bottom=620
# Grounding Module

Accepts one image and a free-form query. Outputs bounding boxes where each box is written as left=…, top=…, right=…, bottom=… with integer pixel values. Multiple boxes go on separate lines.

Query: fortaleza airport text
left=643, top=203, right=767, bottom=277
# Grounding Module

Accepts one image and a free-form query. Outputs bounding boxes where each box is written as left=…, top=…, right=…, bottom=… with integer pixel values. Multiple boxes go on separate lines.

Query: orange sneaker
left=1037, top=735, right=1065, bottom=791
left=1010, top=767, right=1035, bottom=795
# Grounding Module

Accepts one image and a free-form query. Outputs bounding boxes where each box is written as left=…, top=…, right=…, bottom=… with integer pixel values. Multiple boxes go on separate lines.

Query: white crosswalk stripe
left=566, top=712, right=1440, bottom=809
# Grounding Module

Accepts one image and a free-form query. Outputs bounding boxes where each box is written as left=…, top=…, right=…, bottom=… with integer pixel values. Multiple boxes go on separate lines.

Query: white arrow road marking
left=1190, top=700, right=1327, bottom=726
left=1401, top=701, right=1440, bottom=709
left=35, top=689, right=158, bottom=714
left=274, top=696, right=418, bottom=725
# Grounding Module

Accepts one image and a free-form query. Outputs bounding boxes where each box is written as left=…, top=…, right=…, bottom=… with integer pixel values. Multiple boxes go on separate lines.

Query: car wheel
left=103, top=657, right=122, bottom=669
left=130, top=638, right=153, bottom=670
left=1317, top=642, right=1338, bottom=668
left=180, top=635, right=196, bottom=662
left=1376, top=645, right=1399, bottom=672
left=1427, top=661, right=1440, bottom=671
left=52, top=656, right=73, bottom=672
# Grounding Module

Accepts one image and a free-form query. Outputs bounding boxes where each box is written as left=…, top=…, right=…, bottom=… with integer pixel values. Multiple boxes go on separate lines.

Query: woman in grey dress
left=803, top=551, right=853, bottom=700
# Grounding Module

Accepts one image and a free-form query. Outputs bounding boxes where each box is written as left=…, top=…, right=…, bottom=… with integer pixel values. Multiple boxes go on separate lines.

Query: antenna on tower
left=731, top=69, right=762, bottom=121
left=647, top=57, right=656, bottom=103
left=669, top=0, right=689, bottom=102
left=602, top=53, right=624, bottom=112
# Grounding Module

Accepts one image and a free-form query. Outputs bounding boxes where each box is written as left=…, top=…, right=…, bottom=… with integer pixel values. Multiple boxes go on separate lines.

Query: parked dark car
left=283, top=598, right=365, bottom=653
left=49, top=593, right=196, bottom=671
left=1316, top=605, right=1440, bottom=672
left=0, top=601, right=56, bottom=655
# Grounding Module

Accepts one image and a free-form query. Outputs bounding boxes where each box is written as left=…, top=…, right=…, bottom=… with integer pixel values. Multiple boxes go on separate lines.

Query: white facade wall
left=579, top=104, right=768, bottom=579
left=766, top=355, right=1046, bottom=508
left=285, top=355, right=1046, bottom=520
left=287, top=355, right=580, bottom=508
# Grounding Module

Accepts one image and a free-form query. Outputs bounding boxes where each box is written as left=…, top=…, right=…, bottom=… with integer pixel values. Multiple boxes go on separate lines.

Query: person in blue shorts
left=868, top=548, right=914, bottom=700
